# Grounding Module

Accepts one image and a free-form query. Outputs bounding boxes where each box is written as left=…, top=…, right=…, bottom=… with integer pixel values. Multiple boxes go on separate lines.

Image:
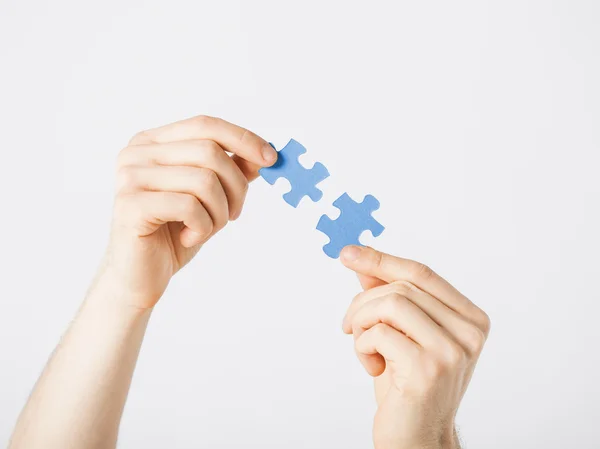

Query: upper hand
left=102, top=115, right=277, bottom=308
left=340, top=246, right=491, bottom=449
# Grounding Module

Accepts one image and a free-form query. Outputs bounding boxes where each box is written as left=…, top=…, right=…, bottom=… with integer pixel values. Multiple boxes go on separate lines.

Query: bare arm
left=9, top=269, right=151, bottom=449
left=8, top=115, right=276, bottom=449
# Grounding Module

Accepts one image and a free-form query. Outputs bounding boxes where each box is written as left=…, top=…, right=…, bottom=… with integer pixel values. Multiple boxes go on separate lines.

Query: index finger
left=129, top=115, right=277, bottom=168
left=340, top=245, right=481, bottom=321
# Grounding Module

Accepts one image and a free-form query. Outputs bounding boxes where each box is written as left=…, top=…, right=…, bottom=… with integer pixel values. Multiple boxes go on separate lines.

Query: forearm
left=9, top=269, right=152, bottom=449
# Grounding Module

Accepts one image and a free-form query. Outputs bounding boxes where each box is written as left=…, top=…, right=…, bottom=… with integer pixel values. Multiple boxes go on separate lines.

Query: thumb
left=343, top=246, right=387, bottom=290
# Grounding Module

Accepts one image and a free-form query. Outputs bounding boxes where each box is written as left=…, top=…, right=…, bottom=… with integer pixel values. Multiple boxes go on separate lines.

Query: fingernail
left=341, top=246, right=361, bottom=262
left=262, top=143, right=277, bottom=164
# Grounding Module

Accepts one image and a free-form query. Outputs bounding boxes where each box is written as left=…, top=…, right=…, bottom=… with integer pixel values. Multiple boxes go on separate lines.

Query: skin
left=8, top=115, right=490, bottom=449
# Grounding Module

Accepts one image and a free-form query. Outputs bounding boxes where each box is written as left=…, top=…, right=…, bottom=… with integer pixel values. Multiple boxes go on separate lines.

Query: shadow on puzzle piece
left=259, top=139, right=330, bottom=207
left=316, top=193, right=384, bottom=259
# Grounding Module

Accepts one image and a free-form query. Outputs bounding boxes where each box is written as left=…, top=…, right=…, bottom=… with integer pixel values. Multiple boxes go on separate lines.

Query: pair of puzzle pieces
left=259, top=139, right=384, bottom=259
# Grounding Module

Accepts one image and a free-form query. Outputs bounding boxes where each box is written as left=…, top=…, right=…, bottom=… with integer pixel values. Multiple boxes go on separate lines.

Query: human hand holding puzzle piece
left=259, top=138, right=384, bottom=259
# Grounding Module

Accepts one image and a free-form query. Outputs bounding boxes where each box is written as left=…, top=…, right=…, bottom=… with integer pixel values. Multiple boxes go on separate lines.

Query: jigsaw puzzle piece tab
left=316, top=193, right=384, bottom=258
left=259, top=139, right=330, bottom=207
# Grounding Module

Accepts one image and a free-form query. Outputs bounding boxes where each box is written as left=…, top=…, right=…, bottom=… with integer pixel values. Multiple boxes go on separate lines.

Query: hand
left=101, top=115, right=277, bottom=309
left=340, top=246, right=491, bottom=449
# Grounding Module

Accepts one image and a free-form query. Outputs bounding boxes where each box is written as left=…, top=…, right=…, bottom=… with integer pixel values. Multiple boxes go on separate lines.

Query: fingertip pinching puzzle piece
left=259, top=139, right=330, bottom=207
left=316, top=193, right=385, bottom=259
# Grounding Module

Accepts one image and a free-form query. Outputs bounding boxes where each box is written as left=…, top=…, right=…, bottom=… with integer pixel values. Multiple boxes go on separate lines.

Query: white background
left=1, top=0, right=599, bottom=447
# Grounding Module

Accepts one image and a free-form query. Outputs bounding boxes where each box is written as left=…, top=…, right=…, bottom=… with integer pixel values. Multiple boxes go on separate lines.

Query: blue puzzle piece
left=316, top=193, right=384, bottom=258
left=259, top=139, right=330, bottom=207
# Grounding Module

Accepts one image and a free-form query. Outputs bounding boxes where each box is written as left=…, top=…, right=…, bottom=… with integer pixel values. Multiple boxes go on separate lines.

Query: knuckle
left=443, top=342, right=466, bottom=366
left=181, top=195, right=199, bottom=215
left=391, top=281, right=414, bottom=296
left=372, top=250, right=384, bottom=270
left=354, top=336, right=366, bottom=353
left=199, top=169, right=219, bottom=189
left=372, top=323, right=389, bottom=339
left=409, top=262, right=435, bottom=282
left=238, top=128, right=251, bottom=144
left=346, top=293, right=364, bottom=319
left=200, top=140, right=222, bottom=159
left=353, top=291, right=366, bottom=305
left=463, top=325, right=486, bottom=354
left=382, top=292, right=406, bottom=312
left=479, top=311, right=492, bottom=337
left=238, top=128, right=258, bottom=146
left=194, top=114, right=216, bottom=128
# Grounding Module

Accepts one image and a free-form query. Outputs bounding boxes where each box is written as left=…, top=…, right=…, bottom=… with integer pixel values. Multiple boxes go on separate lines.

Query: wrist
left=86, top=264, right=156, bottom=319
left=90, top=252, right=165, bottom=311
left=96, top=247, right=170, bottom=309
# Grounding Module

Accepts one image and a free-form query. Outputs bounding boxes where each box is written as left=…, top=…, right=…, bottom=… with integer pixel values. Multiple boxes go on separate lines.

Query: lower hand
left=340, top=246, right=491, bottom=449
left=101, top=115, right=277, bottom=309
